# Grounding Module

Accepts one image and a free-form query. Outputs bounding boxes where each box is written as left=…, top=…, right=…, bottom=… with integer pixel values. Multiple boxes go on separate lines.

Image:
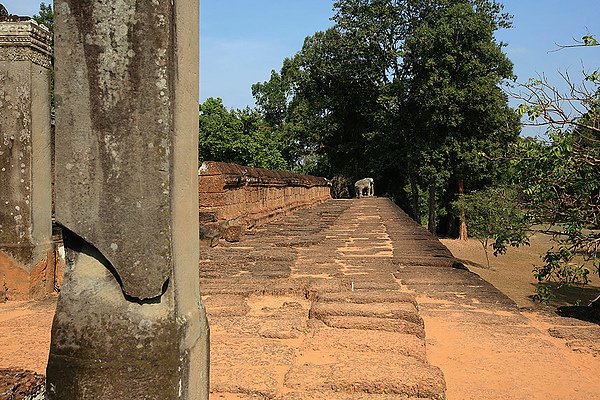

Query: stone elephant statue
left=354, top=178, right=374, bottom=198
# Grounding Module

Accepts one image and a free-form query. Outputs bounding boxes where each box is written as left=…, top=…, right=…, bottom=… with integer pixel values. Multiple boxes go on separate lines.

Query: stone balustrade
left=198, top=161, right=331, bottom=245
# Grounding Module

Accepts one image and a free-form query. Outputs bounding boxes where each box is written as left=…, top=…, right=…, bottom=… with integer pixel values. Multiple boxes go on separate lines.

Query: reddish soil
left=433, top=235, right=600, bottom=399
left=441, top=234, right=600, bottom=308
left=0, top=299, right=55, bottom=375
left=421, top=303, right=600, bottom=400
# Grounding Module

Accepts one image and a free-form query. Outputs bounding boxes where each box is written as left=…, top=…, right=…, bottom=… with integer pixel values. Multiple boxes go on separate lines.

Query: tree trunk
left=428, top=183, right=436, bottom=236
left=410, top=173, right=420, bottom=223
left=458, top=178, right=468, bottom=241
left=483, top=241, right=491, bottom=269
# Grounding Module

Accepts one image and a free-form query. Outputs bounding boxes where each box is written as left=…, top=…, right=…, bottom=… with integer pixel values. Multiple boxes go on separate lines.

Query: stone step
left=302, top=327, right=427, bottom=362
left=421, top=307, right=530, bottom=326
left=393, top=266, right=482, bottom=285
left=345, top=278, right=400, bottom=291
left=200, top=278, right=306, bottom=296
left=406, top=283, right=517, bottom=309
left=315, top=315, right=425, bottom=338
left=211, top=335, right=296, bottom=367
left=210, top=364, right=280, bottom=399
left=280, top=392, right=439, bottom=400
left=310, top=302, right=422, bottom=325
left=392, top=257, right=464, bottom=268
left=316, top=290, right=417, bottom=305
left=210, top=334, right=296, bottom=398
left=202, top=294, right=248, bottom=317
left=285, top=352, right=445, bottom=399
left=209, top=313, right=309, bottom=340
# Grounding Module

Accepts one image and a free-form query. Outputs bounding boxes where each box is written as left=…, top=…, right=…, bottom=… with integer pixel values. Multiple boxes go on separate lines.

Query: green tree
left=199, top=97, right=287, bottom=170
left=252, top=60, right=325, bottom=173
left=33, top=2, right=53, bottom=33
left=402, top=0, right=518, bottom=235
left=252, top=70, right=289, bottom=131
left=33, top=2, right=54, bottom=106
left=511, top=36, right=599, bottom=304
left=453, top=186, right=529, bottom=268
left=254, top=1, right=424, bottom=196
left=253, top=26, right=383, bottom=182
left=330, top=0, right=425, bottom=206
left=253, top=0, right=519, bottom=219
left=511, top=131, right=599, bottom=303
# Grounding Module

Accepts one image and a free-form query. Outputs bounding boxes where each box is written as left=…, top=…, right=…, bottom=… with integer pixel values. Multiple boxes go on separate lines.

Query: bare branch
left=551, top=33, right=599, bottom=51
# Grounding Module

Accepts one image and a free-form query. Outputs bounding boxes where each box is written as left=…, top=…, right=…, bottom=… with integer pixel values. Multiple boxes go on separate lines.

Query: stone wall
left=198, top=161, right=331, bottom=245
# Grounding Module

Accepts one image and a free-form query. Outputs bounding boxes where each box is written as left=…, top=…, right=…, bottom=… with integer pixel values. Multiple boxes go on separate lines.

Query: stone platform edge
left=198, top=161, right=331, bottom=246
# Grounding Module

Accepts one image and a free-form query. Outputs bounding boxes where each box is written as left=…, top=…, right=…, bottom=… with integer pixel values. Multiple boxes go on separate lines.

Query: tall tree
left=331, top=0, right=426, bottom=208
left=252, top=58, right=328, bottom=174
left=453, top=186, right=529, bottom=268
left=402, top=0, right=518, bottom=235
left=34, top=2, right=54, bottom=106
left=253, top=26, right=383, bottom=183
left=252, top=70, right=289, bottom=131
left=33, top=2, right=53, bottom=33
left=253, top=0, right=519, bottom=220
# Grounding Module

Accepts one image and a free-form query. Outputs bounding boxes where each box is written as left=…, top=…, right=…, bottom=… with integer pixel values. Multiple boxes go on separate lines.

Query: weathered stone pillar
left=46, top=1, right=209, bottom=399
left=0, top=13, right=53, bottom=299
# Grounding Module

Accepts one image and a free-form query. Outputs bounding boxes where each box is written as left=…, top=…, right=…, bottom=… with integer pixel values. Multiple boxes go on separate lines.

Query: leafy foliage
left=252, top=0, right=519, bottom=211
left=511, top=38, right=599, bottom=303
left=511, top=130, right=599, bottom=302
left=33, top=2, right=53, bottom=33
left=199, top=98, right=288, bottom=170
left=402, top=0, right=519, bottom=233
left=34, top=2, right=54, bottom=107
left=453, top=186, right=529, bottom=267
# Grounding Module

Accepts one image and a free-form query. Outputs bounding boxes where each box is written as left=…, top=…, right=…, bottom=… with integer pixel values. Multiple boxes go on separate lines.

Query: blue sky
left=200, top=1, right=334, bottom=109
left=4, top=0, right=599, bottom=136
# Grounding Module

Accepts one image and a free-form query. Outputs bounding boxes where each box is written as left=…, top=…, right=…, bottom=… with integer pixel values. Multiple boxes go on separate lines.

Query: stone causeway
left=199, top=197, right=600, bottom=399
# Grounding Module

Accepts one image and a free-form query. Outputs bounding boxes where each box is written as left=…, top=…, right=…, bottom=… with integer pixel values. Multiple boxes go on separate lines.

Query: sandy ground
left=431, top=234, right=600, bottom=400
left=441, top=233, right=600, bottom=308
left=420, top=300, right=600, bottom=400
left=0, top=298, right=56, bottom=374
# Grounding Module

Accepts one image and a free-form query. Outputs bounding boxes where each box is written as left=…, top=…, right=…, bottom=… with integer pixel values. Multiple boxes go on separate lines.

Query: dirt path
left=379, top=207, right=600, bottom=400
left=432, top=237, right=600, bottom=399
left=421, top=300, right=600, bottom=400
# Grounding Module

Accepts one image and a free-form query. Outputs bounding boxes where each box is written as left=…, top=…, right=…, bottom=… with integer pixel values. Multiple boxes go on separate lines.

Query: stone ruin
left=0, top=7, right=55, bottom=300
left=0, top=0, right=332, bottom=398
left=198, top=161, right=331, bottom=246
left=0, top=1, right=209, bottom=399
left=45, top=0, right=210, bottom=398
